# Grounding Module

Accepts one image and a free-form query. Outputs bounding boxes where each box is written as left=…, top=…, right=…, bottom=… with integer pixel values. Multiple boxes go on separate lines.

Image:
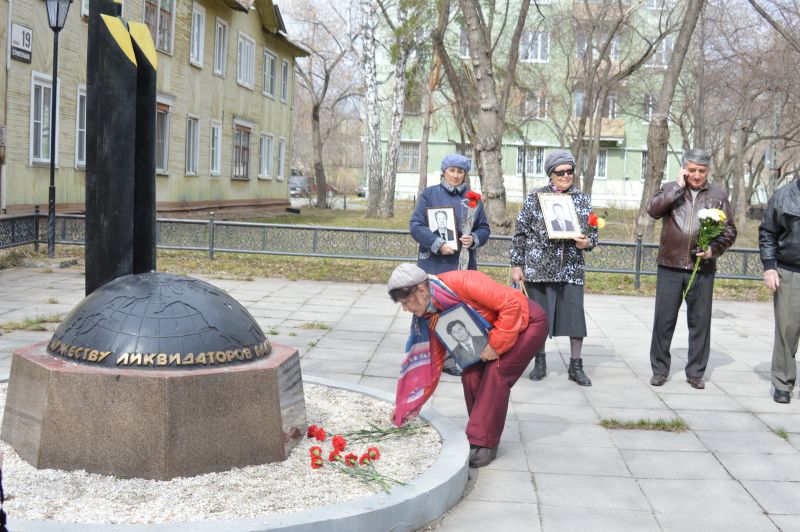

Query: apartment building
left=0, top=0, right=307, bottom=214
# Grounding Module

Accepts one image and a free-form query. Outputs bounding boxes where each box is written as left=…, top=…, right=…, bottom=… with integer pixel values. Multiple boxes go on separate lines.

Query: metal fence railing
left=0, top=210, right=764, bottom=288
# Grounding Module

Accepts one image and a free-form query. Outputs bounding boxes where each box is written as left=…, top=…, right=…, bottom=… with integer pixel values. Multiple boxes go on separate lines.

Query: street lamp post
left=45, top=0, right=72, bottom=258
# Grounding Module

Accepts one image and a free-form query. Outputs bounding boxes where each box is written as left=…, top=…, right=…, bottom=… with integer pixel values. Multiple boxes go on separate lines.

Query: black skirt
left=524, top=282, right=587, bottom=338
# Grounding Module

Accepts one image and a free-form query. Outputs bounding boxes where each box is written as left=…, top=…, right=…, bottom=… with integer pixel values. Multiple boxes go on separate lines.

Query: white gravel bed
left=0, top=383, right=441, bottom=525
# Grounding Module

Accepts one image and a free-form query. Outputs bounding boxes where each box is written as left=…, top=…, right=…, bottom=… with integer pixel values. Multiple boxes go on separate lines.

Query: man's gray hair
left=682, top=148, right=711, bottom=167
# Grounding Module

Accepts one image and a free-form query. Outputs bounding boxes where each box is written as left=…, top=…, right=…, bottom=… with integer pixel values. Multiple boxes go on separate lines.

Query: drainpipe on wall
left=2, top=0, right=12, bottom=213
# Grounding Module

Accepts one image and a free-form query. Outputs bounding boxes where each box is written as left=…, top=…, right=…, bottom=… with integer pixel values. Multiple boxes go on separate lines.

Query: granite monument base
left=1, top=341, right=306, bottom=480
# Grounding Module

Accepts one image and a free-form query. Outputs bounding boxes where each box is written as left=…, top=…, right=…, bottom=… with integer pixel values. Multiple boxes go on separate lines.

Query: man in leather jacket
left=646, top=149, right=737, bottom=390
left=759, top=179, right=800, bottom=404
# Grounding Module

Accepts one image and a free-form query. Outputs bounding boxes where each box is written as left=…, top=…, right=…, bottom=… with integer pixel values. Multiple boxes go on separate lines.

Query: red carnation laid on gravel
left=332, top=434, right=347, bottom=452
left=359, top=453, right=371, bottom=465
left=328, top=450, right=341, bottom=462
left=315, top=427, right=327, bottom=442
left=367, top=447, right=381, bottom=461
left=344, top=452, right=358, bottom=467
left=306, top=425, right=319, bottom=438
left=311, top=457, right=324, bottom=469
left=309, top=446, right=322, bottom=458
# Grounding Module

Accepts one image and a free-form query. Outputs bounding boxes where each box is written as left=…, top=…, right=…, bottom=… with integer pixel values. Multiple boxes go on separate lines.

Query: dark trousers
left=461, top=300, right=547, bottom=447
left=650, top=266, right=715, bottom=378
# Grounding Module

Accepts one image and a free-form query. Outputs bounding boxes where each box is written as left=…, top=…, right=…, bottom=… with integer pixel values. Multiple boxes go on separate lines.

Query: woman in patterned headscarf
left=510, top=150, right=597, bottom=386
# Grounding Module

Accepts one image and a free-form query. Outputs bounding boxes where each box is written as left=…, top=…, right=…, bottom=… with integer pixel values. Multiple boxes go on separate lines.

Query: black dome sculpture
left=47, top=272, right=270, bottom=370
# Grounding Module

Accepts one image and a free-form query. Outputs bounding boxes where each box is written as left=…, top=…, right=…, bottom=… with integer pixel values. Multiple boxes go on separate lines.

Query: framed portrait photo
left=433, top=304, right=490, bottom=370
left=426, top=207, right=458, bottom=249
left=538, top=193, right=582, bottom=239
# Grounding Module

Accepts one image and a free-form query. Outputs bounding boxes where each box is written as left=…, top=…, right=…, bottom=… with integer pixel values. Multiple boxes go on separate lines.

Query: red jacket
left=438, top=270, right=530, bottom=356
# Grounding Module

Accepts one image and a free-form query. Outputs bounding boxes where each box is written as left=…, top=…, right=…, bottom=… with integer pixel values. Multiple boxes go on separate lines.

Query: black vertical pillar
left=85, top=6, right=138, bottom=295
left=129, top=23, right=157, bottom=274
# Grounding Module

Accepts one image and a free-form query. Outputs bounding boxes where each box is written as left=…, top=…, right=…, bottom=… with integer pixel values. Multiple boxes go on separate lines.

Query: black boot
left=568, top=358, right=592, bottom=386
left=528, top=353, right=547, bottom=381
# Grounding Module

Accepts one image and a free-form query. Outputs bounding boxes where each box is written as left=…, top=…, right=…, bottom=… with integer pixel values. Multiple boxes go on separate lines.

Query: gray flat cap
left=388, top=263, right=428, bottom=291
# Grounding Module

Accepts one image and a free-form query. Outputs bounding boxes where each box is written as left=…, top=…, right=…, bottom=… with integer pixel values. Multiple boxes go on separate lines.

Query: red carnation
left=315, top=427, right=327, bottom=442
left=328, top=450, right=341, bottom=462
left=344, top=452, right=358, bottom=467
left=359, top=453, right=371, bottom=465
left=468, top=200, right=477, bottom=208
left=309, top=445, right=323, bottom=457
left=311, top=456, right=324, bottom=469
left=367, top=447, right=381, bottom=461
left=466, top=191, right=481, bottom=202
left=306, top=424, right=319, bottom=438
left=332, top=434, right=347, bottom=452
left=588, top=213, right=599, bottom=228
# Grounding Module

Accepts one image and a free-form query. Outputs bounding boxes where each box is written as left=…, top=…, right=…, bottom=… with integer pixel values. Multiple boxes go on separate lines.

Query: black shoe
left=528, top=353, right=546, bottom=381
left=442, top=359, right=462, bottom=377
left=468, top=446, right=497, bottom=468
left=687, top=377, right=705, bottom=389
left=774, top=390, right=791, bottom=404
left=650, top=374, right=667, bottom=386
left=568, top=358, right=592, bottom=386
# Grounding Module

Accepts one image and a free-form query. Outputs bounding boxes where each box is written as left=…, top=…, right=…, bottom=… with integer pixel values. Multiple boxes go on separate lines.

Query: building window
left=640, top=150, right=648, bottom=180
left=259, top=133, right=274, bottom=178
left=30, top=73, right=58, bottom=164
left=459, top=27, right=470, bottom=59
left=155, top=102, right=170, bottom=173
left=525, top=91, right=547, bottom=120
left=81, top=0, right=89, bottom=16
left=210, top=121, right=222, bottom=176
left=277, top=137, right=286, bottom=179
left=185, top=116, right=199, bottom=175
left=520, top=31, right=549, bottom=63
left=214, top=18, right=228, bottom=77
left=233, top=123, right=251, bottom=179
left=575, top=91, right=585, bottom=117
left=280, top=60, right=290, bottom=102
left=609, top=35, right=620, bottom=61
left=237, top=32, right=255, bottom=89
left=596, top=149, right=608, bottom=178
left=263, top=50, right=277, bottom=98
left=144, top=0, right=174, bottom=54
left=604, top=94, right=617, bottom=119
left=190, top=5, right=205, bottom=67
left=75, top=86, right=87, bottom=168
left=647, top=36, right=673, bottom=68
left=397, top=142, right=420, bottom=172
left=516, top=147, right=544, bottom=176
left=577, top=34, right=620, bottom=61
left=643, top=94, right=657, bottom=121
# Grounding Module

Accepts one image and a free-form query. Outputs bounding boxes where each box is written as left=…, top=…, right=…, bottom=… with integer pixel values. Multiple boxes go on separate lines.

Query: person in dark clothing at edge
left=759, top=178, right=800, bottom=404
left=646, top=148, right=737, bottom=390
left=409, top=153, right=491, bottom=376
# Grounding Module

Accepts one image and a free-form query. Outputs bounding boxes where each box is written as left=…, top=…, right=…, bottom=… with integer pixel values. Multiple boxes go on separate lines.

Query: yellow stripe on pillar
left=128, top=22, right=157, bottom=71
left=100, top=14, right=137, bottom=66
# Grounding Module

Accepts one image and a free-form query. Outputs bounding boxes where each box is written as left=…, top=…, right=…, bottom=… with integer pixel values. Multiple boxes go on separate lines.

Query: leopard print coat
left=510, top=183, right=597, bottom=285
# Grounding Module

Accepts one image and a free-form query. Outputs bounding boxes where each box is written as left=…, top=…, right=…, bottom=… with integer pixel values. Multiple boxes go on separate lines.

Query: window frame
left=595, top=149, right=608, bottom=179
left=185, top=115, right=200, bottom=176
left=259, top=132, right=274, bottom=179
left=516, top=146, right=544, bottom=176
left=525, top=91, right=547, bottom=120
left=213, top=18, right=228, bottom=77
left=397, top=141, right=421, bottom=172
left=144, top=0, right=175, bottom=54
left=210, top=120, right=222, bottom=176
left=155, top=99, right=171, bottom=174
left=263, top=49, right=277, bottom=98
left=189, top=4, right=205, bottom=68
left=30, top=72, right=60, bottom=166
left=277, top=137, right=286, bottom=179
left=520, top=31, right=549, bottom=64
left=237, top=32, right=256, bottom=89
left=232, top=120, right=252, bottom=180
left=280, top=59, right=290, bottom=103
left=75, top=85, right=87, bottom=169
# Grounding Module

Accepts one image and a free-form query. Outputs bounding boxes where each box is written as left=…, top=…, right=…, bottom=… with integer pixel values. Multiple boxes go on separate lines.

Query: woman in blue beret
left=409, top=153, right=491, bottom=376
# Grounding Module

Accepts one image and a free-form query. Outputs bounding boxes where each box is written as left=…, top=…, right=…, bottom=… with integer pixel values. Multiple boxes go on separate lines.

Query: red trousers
left=461, top=299, right=547, bottom=447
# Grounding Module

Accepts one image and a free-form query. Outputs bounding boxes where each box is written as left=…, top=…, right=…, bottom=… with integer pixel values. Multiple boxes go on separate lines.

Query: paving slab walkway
left=0, top=267, right=797, bottom=532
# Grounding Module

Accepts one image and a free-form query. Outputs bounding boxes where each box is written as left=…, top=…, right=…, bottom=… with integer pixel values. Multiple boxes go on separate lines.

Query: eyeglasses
left=552, top=169, right=574, bottom=177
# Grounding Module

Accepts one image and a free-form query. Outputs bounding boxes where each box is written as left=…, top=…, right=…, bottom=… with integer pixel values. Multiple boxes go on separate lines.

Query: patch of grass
left=308, top=339, right=319, bottom=347
left=600, top=417, right=689, bottom=432
left=288, top=332, right=298, bottom=337
left=775, top=427, right=789, bottom=440
left=299, top=322, right=332, bottom=330
left=46, top=297, right=59, bottom=304
left=266, top=328, right=279, bottom=336
left=0, top=247, right=37, bottom=270
left=0, top=313, right=64, bottom=331
left=41, top=268, right=53, bottom=273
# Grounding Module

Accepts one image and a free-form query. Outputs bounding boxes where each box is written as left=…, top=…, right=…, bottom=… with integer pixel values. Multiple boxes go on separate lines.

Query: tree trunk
left=418, top=54, right=440, bottom=199
left=734, top=126, right=748, bottom=232
left=362, top=0, right=383, bottom=217
left=636, top=0, right=705, bottom=241
left=311, top=104, right=328, bottom=208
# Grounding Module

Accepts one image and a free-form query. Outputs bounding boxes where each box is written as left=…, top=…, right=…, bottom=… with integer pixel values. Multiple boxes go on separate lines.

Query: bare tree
left=362, top=0, right=384, bottom=215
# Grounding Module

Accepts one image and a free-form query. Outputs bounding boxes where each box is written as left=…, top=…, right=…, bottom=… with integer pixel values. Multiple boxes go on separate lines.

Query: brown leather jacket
left=647, top=181, right=737, bottom=273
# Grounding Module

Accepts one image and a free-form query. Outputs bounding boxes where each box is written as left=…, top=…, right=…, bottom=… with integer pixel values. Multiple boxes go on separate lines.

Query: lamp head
left=46, top=0, right=73, bottom=32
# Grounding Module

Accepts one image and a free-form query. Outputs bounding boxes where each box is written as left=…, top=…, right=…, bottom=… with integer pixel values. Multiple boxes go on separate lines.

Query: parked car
left=289, top=174, right=310, bottom=198
left=356, top=183, right=367, bottom=197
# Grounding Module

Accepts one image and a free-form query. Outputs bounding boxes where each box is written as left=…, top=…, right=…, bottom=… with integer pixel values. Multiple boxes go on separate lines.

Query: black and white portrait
left=434, top=305, right=489, bottom=369
left=426, top=207, right=458, bottom=249
left=538, top=193, right=582, bottom=239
